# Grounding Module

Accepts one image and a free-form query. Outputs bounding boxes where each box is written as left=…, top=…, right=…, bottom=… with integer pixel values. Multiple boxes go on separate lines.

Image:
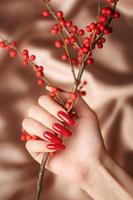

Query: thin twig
left=35, top=153, right=49, bottom=200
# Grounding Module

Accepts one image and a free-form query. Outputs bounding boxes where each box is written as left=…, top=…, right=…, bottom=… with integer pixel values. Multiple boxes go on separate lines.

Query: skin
left=22, top=94, right=133, bottom=200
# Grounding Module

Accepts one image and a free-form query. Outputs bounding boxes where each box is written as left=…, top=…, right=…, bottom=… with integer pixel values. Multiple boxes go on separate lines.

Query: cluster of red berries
left=0, top=41, right=17, bottom=58
left=22, top=49, right=36, bottom=65
left=22, top=49, right=45, bottom=86
left=42, top=0, right=120, bottom=67
left=21, top=128, right=39, bottom=141
left=0, top=40, right=46, bottom=87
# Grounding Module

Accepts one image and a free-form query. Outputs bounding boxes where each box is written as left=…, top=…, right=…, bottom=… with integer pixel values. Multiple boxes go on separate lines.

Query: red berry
left=100, top=37, right=106, bottom=43
left=9, top=50, right=17, bottom=58
left=71, top=58, right=76, bottom=65
left=26, top=134, right=33, bottom=140
left=51, top=87, right=58, bottom=93
left=83, top=38, right=90, bottom=44
left=99, top=24, right=106, bottom=31
left=71, top=37, right=77, bottom=43
left=38, top=79, right=45, bottom=86
left=99, top=15, right=108, bottom=23
left=65, top=101, right=72, bottom=110
left=101, top=8, right=107, bottom=15
left=59, top=19, right=65, bottom=27
left=108, top=0, right=115, bottom=3
left=78, top=29, right=85, bottom=36
left=83, top=47, right=89, bottom=53
left=0, top=41, right=6, bottom=48
left=42, top=10, right=49, bottom=17
left=104, top=27, right=112, bottom=34
left=78, top=48, right=84, bottom=56
left=36, top=71, right=43, bottom=78
left=86, top=58, right=93, bottom=64
left=106, top=7, right=112, bottom=16
left=65, top=21, right=73, bottom=27
left=96, top=28, right=102, bottom=35
left=55, top=40, right=62, bottom=48
left=37, top=66, right=43, bottom=72
left=86, top=25, right=92, bottom=32
left=80, top=91, right=86, bottom=96
left=23, top=54, right=29, bottom=60
left=78, top=55, right=82, bottom=64
left=113, top=11, right=120, bottom=19
left=71, top=92, right=77, bottom=100
left=23, top=60, right=28, bottom=66
left=12, top=41, right=17, bottom=46
left=56, top=11, right=63, bottom=19
left=49, top=92, right=56, bottom=97
left=29, top=55, right=36, bottom=61
left=83, top=80, right=87, bottom=85
left=89, top=23, right=96, bottom=30
left=70, top=31, right=75, bottom=37
left=53, top=24, right=59, bottom=30
left=65, top=38, right=71, bottom=45
left=51, top=28, right=58, bottom=35
left=23, top=49, right=28, bottom=55
left=61, top=53, right=68, bottom=61
left=97, top=43, right=103, bottom=49
left=21, top=134, right=26, bottom=141
left=71, top=25, right=78, bottom=33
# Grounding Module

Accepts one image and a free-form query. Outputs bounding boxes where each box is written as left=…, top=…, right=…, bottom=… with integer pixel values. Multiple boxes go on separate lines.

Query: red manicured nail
left=53, top=123, right=72, bottom=137
left=43, top=131, right=62, bottom=144
left=58, top=111, right=75, bottom=126
left=47, top=143, right=65, bottom=150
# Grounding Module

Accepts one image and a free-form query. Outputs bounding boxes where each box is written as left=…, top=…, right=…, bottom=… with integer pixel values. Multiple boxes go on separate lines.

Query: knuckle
left=38, top=95, right=49, bottom=105
left=22, top=118, right=30, bottom=129
left=28, top=104, right=38, bottom=115
left=25, top=141, right=32, bottom=152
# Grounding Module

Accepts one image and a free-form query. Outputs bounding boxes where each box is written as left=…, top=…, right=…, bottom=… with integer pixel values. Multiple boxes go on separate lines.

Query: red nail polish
left=53, top=123, right=72, bottom=137
left=47, top=143, right=65, bottom=150
left=43, top=131, right=62, bottom=144
left=58, top=111, right=75, bottom=126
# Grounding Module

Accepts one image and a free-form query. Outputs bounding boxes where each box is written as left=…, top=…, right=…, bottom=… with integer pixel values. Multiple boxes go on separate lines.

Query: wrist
left=81, top=148, right=108, bottom=190
left=81, top=151, right=133, bottom=200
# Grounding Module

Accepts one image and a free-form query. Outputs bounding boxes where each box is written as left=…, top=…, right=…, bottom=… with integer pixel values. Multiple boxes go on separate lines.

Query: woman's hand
left=22, top=94, right=106, bottom=188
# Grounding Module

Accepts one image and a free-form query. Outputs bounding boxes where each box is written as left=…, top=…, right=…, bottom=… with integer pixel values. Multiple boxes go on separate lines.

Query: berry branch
left=0, top=0, right=120, bottom=199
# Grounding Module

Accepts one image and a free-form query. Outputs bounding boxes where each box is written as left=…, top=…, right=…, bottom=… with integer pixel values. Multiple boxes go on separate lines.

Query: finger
left=27, top=105, right=73, bottom=138
left=26, top=140, right=65, bottom=164
left=22, top=117, right=58, bottom=141
left=26, top=140, right=55, bottom=153
left=28, top=104, right=62, bottom=131
left=38, top=95, right=75, bottom=126
left=22, top=117, right=71, bottom=144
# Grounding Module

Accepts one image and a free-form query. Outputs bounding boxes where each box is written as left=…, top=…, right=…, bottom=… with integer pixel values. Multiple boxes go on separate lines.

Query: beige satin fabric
left=0, top=0, right=133, bottom=199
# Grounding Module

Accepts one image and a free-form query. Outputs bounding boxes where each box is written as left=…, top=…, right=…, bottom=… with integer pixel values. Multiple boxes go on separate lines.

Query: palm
left=47, top=112, right=104, bottom=185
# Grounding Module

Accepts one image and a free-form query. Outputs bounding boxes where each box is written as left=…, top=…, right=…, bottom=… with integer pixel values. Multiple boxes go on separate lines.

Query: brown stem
left=35, top=153, right=49, bottom=200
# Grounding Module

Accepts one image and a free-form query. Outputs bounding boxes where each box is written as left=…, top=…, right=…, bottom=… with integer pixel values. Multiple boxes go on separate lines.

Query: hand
left=22, top=94, right=106, bottom=188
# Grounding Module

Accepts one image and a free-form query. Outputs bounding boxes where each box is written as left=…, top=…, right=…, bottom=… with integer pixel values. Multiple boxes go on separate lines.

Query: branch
left=45, top=3, right=77, bottom=84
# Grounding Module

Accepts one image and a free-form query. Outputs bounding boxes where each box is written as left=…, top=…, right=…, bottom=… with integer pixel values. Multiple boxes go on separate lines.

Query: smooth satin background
left=0, top=0, right=133, bottom=199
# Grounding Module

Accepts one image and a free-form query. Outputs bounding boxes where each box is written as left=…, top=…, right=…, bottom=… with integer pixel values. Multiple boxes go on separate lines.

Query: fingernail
left=58, top=111, right=75, bottom=126
left=43, top=131, right=62, bottom=144
left=47, top=143, right=65, bottom=150
left=53, top=123, right=72, bottom=137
